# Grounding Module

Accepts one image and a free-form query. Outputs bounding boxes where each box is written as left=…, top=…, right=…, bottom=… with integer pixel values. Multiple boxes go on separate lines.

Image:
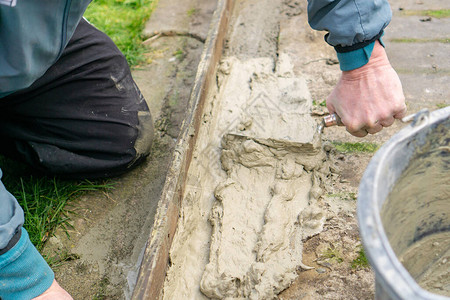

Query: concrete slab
left=135, top=36, right=205, bottom=138
left=132, top=45, right=177, bottom=121
left=144, top=0, right=217, bottom=41
left=224, top=0, right=281, bottom=59
left=385, top=42, right=450, bottom=72
left=385, top=16, right=450, bottom=40
left=399, top=73, right=450, bottom=109
left=390, top=0, right=450, bottom=11
left=277, top=5, right=341, bottom=110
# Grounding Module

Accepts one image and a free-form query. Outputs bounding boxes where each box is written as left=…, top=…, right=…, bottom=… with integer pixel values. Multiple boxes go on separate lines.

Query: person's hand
left=327, top=41, right=407, bottom=137
left=32, top=280, right=73, bottom=300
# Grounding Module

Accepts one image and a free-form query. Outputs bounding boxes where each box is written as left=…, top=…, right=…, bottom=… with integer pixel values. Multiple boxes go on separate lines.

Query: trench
left=161, top=1, right=331, bottom=298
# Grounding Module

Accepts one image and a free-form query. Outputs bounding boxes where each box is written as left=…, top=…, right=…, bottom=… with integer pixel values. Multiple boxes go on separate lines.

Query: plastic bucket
left=358, top=107, right=449, bottom=300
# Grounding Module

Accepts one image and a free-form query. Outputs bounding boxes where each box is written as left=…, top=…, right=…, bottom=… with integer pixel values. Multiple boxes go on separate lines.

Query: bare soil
left=279, top=152, right=375, bottom=300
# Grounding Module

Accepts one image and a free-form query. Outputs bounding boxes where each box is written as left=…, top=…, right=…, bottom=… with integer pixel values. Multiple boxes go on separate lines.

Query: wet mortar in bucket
left=381, top=116, right=449, bottom=297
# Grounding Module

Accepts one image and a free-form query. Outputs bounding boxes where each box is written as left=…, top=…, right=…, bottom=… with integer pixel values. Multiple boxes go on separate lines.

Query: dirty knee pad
left=130, top=86, right=155, bottom=166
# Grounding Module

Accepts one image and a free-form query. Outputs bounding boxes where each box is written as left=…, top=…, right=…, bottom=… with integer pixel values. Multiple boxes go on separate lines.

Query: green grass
left=436, top=103, right=449, bottom=109
left=327, top=192, right=357, bottom=201
left=0, top=157, right=114, bottom=251
left=351, top=247, right=370, bottom=269
left=44, top=251, right=81, bottom=268
left=312, top=99, right=327, bottom=107
left=390, top=38, right=450, bottom=44
left=332, top=142, right=379, bottom=153
left=93, top=277, right=110, bottom=300
left=400, top=9, right=450, bottom=18
left=84, top=0, right=157, bottom=67
left=173, top=49, right=184, bottom=60
left=187, top=8, right=198, bottom=17
left=322, top=246, right=344, bottom=264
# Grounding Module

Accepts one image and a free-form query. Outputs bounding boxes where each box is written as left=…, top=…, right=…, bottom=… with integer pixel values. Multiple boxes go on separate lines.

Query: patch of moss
left=351, top=247, right=370, bottom=269
left=93, top=277, right=110, bottom=300
left=332, top=142, right=379, bottom=153
left=327, top=192, right=357, bottom=201
left=400, top=9, right=450, bottom=18
left=312, top=99, right=327, bottom=107
left=390, top=38, right=450, bottom=44
left=322, top=246, right=344, bottom=264
left=44, top=251, right=80, bottom=268
left=173, top=49, right=185, bottom=60
left=187, top=7, right=198, bottom=17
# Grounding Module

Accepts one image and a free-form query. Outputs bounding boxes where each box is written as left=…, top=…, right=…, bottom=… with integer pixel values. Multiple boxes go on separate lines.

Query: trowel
left=317, top=113, right=342, bottom=133
left=225, top=114, right=341, bottom=152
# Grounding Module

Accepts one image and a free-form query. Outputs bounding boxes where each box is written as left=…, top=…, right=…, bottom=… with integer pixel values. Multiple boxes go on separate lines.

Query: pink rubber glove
left=327, top=41, right=407, bottom=137
left=33, top=280, right=73, bottom=300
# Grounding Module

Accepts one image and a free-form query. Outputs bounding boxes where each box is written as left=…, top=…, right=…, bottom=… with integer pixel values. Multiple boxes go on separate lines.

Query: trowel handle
left=323, top=113, right=343, bottom=127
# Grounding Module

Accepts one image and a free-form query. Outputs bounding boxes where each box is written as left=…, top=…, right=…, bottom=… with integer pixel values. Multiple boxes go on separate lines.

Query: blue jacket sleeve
left=0, top=169, right=54, bottom=299
left=307, top=0, right=392, bottom=70
left=0, top=0, right=91, bottom=98
left=0, top=228, right=55, bottom=300
left=0, top=169, right=23, bottom=250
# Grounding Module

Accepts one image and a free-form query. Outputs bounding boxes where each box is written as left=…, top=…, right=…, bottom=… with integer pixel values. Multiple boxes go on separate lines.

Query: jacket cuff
left=336, top=41, right=376, bottom=71
left=0, top=228, right=54, bottom=300
left=0, top=229, right=21, bottom=255
left=335, top=32, right=385, bottom=71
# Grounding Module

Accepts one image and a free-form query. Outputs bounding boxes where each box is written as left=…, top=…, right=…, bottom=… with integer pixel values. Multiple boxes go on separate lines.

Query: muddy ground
left=43, top=0, right=449, bottom=299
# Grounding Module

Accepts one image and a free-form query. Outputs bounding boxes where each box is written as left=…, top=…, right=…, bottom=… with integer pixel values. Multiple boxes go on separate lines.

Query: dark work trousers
left=0, top=18, right=154, bottom=179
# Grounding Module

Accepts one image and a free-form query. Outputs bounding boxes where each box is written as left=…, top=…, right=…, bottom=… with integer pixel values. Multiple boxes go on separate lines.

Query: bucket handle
left=401, top=108, right=430, bottom=127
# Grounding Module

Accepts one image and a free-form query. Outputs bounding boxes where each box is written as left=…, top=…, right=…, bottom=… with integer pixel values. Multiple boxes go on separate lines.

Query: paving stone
left=144, top=0, right=217, bottom=41
left=390, top=0, right=450, bottom=11
left=385, top=16, right=450, bottom=40
left=385, top=42, right=450, bottom=72
left=399, top=73, right=450, bottom=109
